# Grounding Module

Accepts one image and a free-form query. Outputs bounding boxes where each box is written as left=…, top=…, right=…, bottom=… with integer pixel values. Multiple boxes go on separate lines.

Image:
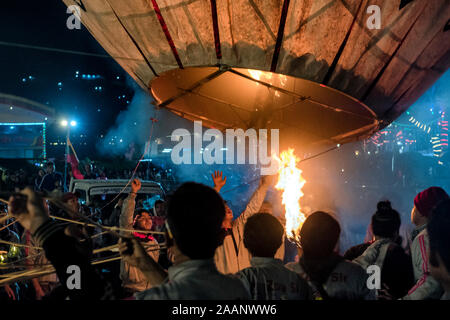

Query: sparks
left=275, top=149, right=306, bottom=242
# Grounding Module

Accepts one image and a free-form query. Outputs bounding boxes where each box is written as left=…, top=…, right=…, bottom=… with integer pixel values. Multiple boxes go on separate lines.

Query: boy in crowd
left=237, top=213, right=312, bottom=300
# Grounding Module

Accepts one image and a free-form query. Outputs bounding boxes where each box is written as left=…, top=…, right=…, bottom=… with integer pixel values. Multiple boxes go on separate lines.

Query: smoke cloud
left=97, top=79, right=154, bottom=157
left=96, top=77, right=262, bottom=216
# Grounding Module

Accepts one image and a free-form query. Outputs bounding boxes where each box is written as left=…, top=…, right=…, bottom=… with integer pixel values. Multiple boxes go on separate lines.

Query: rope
left=92, top=255, right=121, bottom=265
left=0, top=243, right=166, bottom=271
left=99, top=118, right=157, bottom=211
left=0, top=261, right=53, bottom=271
left=0, top=198, right=165, bottom=240
left=220, top=144, right=341, bottom=194
left=0, top=251, right=45, bottom=270
left=14, top=196, right=148, bottom=240
left=0, top=235, right=166, bottom=255
left=48, top=215, right=165, bottom=235
left=0, top=213, right=11, bottom=225
left=0, top=219, right=18, bottom=232
left=90, top=230, right=110, bottom=240
left=298, top=145, right=340, bottom=163
left=0, top=266, right=54, bottom=283
left=0, top=247, right=164, bottom=285
left=0, top=239, right=42, bottom=250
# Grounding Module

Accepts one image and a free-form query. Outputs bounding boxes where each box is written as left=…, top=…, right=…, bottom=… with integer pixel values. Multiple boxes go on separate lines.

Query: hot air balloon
left=63, top=0, right=450, bottom=152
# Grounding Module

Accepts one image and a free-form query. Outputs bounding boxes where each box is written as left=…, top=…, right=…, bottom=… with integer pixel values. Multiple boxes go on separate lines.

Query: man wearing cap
left=403, top=186, right=449, bottom=300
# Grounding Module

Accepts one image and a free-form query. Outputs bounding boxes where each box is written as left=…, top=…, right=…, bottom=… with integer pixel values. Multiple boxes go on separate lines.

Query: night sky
left=0, top=1, right=135, bottom=157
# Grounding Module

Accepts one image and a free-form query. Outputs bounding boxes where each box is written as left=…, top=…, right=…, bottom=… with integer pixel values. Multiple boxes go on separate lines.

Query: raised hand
left=131, top=178, right=142, bottom=194
left=211, top=170, right=227, bottom=192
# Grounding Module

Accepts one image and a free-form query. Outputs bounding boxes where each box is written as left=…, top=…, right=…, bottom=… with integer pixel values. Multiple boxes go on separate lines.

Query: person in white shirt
left=211, top=171, right=282, bottom=274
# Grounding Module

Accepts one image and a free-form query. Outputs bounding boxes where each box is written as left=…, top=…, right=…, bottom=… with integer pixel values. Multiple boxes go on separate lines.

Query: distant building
left=0, top=93, right=54, bottom=159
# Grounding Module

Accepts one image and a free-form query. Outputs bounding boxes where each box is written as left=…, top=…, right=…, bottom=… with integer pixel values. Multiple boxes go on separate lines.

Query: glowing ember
left=275, top=149, right=306, bottom=242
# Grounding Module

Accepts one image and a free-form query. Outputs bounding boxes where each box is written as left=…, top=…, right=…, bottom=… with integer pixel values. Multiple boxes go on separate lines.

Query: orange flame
left=275, top=149, right=306, bottom=242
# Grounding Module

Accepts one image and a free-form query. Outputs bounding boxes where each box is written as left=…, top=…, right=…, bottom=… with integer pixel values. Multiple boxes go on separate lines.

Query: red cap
left=414, top=187, right=449, bottom=217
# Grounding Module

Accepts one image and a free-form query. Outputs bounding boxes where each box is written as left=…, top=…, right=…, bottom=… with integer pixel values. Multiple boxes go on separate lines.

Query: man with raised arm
left=119, top=178, right=160, bottom=296
left=211, top=171, right=279, bottom=274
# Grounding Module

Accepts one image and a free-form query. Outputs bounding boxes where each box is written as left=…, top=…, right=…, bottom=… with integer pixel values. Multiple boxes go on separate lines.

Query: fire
left=275, top=149, right=306, bottom=242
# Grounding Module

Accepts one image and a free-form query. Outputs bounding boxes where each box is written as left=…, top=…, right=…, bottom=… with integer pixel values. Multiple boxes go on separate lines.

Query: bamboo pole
left=0, top=247, right=165, bottom=285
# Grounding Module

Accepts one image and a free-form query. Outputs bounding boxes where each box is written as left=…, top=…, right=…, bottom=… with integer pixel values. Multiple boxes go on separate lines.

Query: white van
left=69, top=179, right=165, bottom=208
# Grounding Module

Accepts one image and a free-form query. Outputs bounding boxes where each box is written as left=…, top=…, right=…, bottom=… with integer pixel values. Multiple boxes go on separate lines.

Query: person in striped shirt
left=428, top=199, right=450, bottom=300
left=402, top=187, right=449, bottom=300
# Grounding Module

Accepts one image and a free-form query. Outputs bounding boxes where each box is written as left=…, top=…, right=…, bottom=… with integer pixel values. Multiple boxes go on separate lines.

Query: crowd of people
left=1, top=167, right=450, bottom=301
left=0, top=160, right=177, bottom=194
left=0, top=167, right=31, bottom=191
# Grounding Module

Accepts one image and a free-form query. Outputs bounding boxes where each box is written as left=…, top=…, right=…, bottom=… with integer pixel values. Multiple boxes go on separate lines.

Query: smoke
left=96, top=77, right=260, bottom=215
left=149, top=148, right=264, bottom=216
left=97, top=79, right=155, bottom=157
